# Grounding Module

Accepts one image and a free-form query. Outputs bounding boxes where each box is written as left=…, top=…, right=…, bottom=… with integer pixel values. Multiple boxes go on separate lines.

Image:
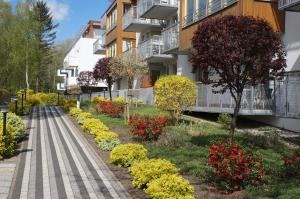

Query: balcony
left=137, top=35, right=173, bottom=62
left=57, top=83, right=66, bottom=91
left=183, top=0, right=237, bottom=27
left=93, top=38, right=105, bottom=54
left=137, top=0, right=178, bottom=20
left=194, top=83, right=273, bottom=115
left=279, top=0, right=300, bottom=11
left=123, top=6, right=161, bottom=32
left=162, top=23, right=179, bottom=53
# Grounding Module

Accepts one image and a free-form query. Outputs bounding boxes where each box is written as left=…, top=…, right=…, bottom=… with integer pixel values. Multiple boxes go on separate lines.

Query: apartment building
left=57, top=20, right=106, bottom=92
left=176, top=0, right=300, bottom=132
left=98, top=0, right=300, bottom=132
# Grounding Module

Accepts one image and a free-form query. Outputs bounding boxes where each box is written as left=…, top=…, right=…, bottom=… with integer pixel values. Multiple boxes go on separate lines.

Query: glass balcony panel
left=137, top=0, right=178, bottom=20
left=279, top=0, right=300, bottom=11
left=162, top=23, right=179, bottom=53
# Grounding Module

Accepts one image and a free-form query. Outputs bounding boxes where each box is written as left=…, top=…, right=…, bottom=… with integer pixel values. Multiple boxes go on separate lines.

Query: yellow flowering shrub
left=145, top=174, right=195, bottom=199
left=112, top=97, right=126, bottom=105
left=82, top=118, right=109, bottom=135
left=130, top=159, right=179, bottom=188
left=0, top=123, right=15, bottom=160
left=92, top=96, right=106, bottom=105
left=95, top=131, right=118, bottom=143
left=110, top=144, right=148, bottom=167
left=69, top=108, right=83, bottom=118
left=154, top=75, right=196, bottom=117
left=76, top=112, right=93, bottom=124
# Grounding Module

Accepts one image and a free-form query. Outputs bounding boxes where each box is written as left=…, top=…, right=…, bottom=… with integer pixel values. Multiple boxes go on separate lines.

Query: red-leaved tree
left=189, top=16, right=286, bottom=143
left=77, top=71, right=97, bottom=87
left=93, top=58, right=114, bottom=100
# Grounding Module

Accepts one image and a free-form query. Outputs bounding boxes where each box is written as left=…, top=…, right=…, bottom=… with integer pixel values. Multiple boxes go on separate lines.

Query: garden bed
left=86, top=104, right=300, bottom=199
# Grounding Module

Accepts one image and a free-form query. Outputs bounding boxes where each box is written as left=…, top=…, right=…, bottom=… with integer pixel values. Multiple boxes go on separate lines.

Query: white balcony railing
left=137, top=0, right=178, bottom=19
left=162, top=23, right=179, bottom=53
left=93, top=38, right=105, bottom=54
left=123, top=6, right=160, bottom=31
left=278, top=0, right=300, bottom=10
left=137, top=35, right=172, bottom=59
left=195, top=83, right=273, bottom=115
left=183, top=0, right=237, bottom=27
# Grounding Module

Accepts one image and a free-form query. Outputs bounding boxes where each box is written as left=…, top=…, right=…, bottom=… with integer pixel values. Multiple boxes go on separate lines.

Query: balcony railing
left=278, top=0, right=300, bottom=10
left=183, top=0, right=237, bottom=27
left=137, top=0, right=178, bottom=19
left=123, top=6, right=161, bottom=32
left=194, top=83, right=273, bottom=115
left=93, top=38, right=105, bottom=54
left=137, top=35, right=173, bottom=60
left=162, top=23, right=179, bottom=53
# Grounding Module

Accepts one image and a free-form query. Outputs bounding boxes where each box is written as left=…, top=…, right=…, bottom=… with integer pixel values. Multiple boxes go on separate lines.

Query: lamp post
left=0, top=103, right=9, bottom=136
left=21, top=90, right=25, bottom=116
left=11, top=96, right=19, bottom=115
left=57, top=91, right=60, bottom=106
left=24, top=88, right=27, bottom=101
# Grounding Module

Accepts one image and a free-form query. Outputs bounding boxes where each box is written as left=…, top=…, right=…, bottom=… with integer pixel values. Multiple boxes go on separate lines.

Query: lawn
left=89, top=103, right=299, bottom=198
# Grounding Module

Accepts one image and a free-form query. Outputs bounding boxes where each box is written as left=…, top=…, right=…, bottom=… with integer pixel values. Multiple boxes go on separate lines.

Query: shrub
left=26, top=95, right=43, bottom=106
left=97, top=100, right=124, bottom=118
left=69, top=108, right=83, bottom=118
left=82, top=118, right=109, bottom=135
left=282, top=150, right=300, bottom=177
left=0, top=113, right=25, bottom=142
left=9, top=100, right=31, bottom=115
left=145, top=174, right=195, bottom=199
left=154, top=75, right=196, bottom=118
left=128, top=114, right=171, bottom=140
left=208, top=144, right=265, bottom=191
left=63, top=99, right=77, bottom=111
left=76, top=112, right=93, bottom=124
left=130, top=159, right=179, bottom=188
left=95, top=131, right=118, bottom=143
left=36, top=93, right=57, bottom=105
left=92, top=96, right=106, bottom=105
left=0, top=123, right=15, bottom=160
left=80, top=100, right=91, bottom=110
left=98, top=139, right=120, bottom=151
left=217, top=113, right=232, bottom=130
left=110, top=144, right=148, bottom=167
left=112, top=96, right=126, bottom=105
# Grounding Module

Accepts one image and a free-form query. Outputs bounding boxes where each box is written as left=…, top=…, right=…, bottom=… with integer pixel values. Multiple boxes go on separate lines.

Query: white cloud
left=44, top=0, right=69, bottom=21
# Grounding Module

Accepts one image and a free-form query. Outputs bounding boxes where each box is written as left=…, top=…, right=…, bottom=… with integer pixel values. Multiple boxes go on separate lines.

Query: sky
left=7, top=0, right=111, bottom=43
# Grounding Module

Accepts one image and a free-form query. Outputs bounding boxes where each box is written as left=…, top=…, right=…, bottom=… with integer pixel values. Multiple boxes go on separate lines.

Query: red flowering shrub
left=208, top=144, right=265, bottom=192
left=282, top=150, right=300, bottom=177
left=128, top=114, right=172, bottom=140
left=96, top=100, right=124, bottom=118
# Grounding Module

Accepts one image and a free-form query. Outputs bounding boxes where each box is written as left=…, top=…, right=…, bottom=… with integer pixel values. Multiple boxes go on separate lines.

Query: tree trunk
left=108, top=83, right=112, bottom=101
left=128, top=77, right=133, bottom=90
left=25, top=41, right=30, bottom=89
left=230, top=92, right=242, bottom=144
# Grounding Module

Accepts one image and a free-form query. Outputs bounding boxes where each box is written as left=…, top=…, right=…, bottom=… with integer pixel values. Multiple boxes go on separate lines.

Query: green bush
left=75, top=112, right=93, bottom=124
left=63, top=99, right=77, bottom=111
left=81, top=100, right=91, bottom=110
left=0, top=113, right=25, bottom=142
left=145, top=174, right=195, bottom=199
left=98, top=139, right=120, bottom=151
left=0, top=123, right=15, bottom=160
left=130, top=159, right=179, bottom=188
left=95, top=131, right=118, bottom=143
left=217, top=113, right=232, bottom=130
left=69, top=108, right=83, bottom=118
left=110, top=144, right=148, bottom=167
left=0, top=89, right=10, bottom=102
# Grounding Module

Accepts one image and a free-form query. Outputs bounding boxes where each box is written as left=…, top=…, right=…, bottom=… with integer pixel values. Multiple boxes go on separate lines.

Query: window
left=107, top=7, right=117, bottom=31
left=195, top=68, right=209, bottom=82
left=122, top=39, right=133, bottom=52
left=123, top=4, right=131, bottom=15
left=187, top=0, right=194, bottom=18
left=107, top=42, right=117, bottom=57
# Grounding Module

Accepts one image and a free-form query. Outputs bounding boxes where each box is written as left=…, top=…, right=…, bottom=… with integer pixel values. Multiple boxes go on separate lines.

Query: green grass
left=88, top=103, right=299, bottom=198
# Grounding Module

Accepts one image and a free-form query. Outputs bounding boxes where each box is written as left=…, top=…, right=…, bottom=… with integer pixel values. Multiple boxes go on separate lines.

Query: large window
left=187, top=0, right=194, bottom=18
left=122, top=39, right=133, bottom=52
left=107, top=42, right=117, bottom=57
left=107, top=7, right=117, bottom=31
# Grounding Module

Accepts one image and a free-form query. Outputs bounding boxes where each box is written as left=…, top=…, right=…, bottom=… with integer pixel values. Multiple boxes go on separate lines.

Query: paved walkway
left=10, top=106, right=130, bottom=199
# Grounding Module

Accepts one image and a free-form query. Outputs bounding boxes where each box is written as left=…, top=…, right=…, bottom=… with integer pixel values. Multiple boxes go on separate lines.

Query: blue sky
left=8, top=0, right=111, bottom=43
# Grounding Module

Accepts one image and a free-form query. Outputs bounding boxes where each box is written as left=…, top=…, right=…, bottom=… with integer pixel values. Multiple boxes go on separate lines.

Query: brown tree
left=190, top=15, right=286, bottom=143
left=77, top=71, right=97, bottom=87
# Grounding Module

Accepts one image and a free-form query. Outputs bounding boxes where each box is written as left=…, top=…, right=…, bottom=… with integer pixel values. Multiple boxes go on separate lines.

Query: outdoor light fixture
left=21, top=90, right=25, bottom=116
left=11, top=96, right=19, bottom=115
left=24, top=88, right=27, bottom=100
left=0, top=103, right=9, bottom=136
